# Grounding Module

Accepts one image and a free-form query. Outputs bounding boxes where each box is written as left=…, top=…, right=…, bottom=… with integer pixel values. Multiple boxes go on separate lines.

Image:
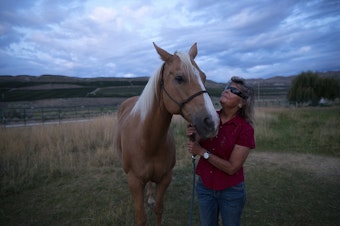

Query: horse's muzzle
left=192, top=113, right=219, bottom=139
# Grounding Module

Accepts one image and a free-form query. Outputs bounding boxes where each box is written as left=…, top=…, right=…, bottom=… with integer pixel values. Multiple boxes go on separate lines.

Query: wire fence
left=3, top=98, right=324, bottom=128
left=255, top=98, right=289, bottom=107
left=1, top=105, right=118, bottom=128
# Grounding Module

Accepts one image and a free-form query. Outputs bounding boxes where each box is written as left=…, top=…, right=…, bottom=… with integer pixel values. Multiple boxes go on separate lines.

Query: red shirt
left=196, top=111, right=255, bottom=190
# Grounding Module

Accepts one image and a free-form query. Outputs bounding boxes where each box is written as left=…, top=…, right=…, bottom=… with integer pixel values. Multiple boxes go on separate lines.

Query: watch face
left=204, top=152, right=209, bottom=159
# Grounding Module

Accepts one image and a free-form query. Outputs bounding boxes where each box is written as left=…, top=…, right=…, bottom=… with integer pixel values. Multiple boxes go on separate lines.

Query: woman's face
left=220, top=83, right=243, bottom=108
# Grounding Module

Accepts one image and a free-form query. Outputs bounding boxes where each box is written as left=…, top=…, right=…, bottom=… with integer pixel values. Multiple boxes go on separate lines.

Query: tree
left=318, top=77, right=340, bottom=100
left=287, top=71, right=340, bottom=105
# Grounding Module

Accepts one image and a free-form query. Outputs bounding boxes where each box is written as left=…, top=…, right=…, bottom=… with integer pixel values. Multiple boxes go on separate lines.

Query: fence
left=0, top=99, right=294, bottom=128
left=1, top=105, right=118, bottom=127
left=255, top=98, right=289, bottom=107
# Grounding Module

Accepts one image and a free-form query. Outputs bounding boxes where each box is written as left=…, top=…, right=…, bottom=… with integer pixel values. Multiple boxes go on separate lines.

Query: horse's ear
left=189, top=43, right=198, bottom=59
left=153, top=42, right=173, bottom=62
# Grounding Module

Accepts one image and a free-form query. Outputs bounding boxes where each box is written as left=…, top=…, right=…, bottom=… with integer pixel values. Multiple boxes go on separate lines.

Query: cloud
left=0, top=0, right=339, bottom=82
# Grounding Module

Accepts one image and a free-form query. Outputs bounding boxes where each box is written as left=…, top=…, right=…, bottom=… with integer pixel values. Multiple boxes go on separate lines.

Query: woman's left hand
left=187, top=140, right=204, bottom=156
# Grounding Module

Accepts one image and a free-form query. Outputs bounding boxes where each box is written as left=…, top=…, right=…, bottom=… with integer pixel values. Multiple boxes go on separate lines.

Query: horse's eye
left=175, top=75, right=185, bottom=84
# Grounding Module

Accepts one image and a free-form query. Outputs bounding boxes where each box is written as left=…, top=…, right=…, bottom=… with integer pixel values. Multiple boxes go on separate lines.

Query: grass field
left=0, top=107, right=339, bottom=225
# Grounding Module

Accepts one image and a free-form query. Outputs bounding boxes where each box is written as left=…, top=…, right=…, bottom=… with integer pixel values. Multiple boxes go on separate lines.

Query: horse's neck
left=141, top=96, right=173, bottom=141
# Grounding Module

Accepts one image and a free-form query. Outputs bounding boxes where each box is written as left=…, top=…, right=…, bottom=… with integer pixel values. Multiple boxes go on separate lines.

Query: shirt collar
left=218, top=109, right=242, bottom=126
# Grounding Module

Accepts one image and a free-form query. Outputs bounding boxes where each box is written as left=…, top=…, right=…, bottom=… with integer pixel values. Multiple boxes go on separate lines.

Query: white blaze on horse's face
left=189, top=63, right=219, bottom=139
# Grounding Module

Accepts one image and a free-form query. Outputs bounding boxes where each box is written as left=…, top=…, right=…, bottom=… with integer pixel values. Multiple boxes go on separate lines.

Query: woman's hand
left=187, top=140, right=204, bottom=156
left=186, top=124, right=201, bottom=141
left=186, top=124, right=195, bottom=139
left=186, top=124, right=204, bottom=156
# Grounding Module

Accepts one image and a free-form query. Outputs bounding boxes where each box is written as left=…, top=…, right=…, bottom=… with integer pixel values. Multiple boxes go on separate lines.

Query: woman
left=187, top=76, right=255, bottom=226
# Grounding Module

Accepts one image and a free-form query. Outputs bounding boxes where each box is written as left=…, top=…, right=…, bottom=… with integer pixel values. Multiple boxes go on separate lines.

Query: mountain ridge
left=1, top=70, right=338, bottom=85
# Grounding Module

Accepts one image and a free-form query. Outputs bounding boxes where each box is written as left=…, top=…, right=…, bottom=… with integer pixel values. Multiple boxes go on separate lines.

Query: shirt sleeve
left=236, top=124, right=255, bottom=149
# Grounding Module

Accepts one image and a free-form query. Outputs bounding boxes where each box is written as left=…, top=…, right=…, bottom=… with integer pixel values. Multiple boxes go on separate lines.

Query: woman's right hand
left=186, top=124, right=195, bottom=135
left=186, top=124, right=199, bottom=141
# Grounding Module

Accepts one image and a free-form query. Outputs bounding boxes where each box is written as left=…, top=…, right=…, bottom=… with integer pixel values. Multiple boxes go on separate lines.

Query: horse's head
left=153, top=42, right=219, bottom=139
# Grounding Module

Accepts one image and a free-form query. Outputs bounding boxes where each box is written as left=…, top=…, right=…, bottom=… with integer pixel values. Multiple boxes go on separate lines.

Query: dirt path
left=248, top=151, right=340, bottom=179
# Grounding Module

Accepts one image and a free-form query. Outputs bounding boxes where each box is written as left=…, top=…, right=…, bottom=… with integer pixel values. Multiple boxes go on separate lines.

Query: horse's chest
left=146, top=160, right=174, bottom=182
left=133, top=147, right=175, bottom=181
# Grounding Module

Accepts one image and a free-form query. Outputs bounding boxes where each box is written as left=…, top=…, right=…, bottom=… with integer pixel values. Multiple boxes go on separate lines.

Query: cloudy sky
left=0, top=0, right=339, bottom=82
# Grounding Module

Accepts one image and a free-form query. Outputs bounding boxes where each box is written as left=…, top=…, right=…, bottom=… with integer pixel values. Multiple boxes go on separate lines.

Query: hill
left=1, top=71, right=339, bottom=104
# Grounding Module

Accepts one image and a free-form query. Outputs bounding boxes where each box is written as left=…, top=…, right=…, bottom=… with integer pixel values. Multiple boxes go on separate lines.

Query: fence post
left=23, top=108, right=27, bottom=126
left=41, top=108, right=44, bottom=124
left=58, top=109, right=61, bottom=124
left=1, top=109, right=5, bottom=127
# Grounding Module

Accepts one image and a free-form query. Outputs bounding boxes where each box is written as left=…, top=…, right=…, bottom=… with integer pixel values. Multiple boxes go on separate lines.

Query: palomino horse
left=114, top=43, right=219, bottom=226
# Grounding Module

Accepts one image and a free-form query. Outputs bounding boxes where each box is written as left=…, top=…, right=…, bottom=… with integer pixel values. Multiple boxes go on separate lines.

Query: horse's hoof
left=147, top=197, right=155, bottom=209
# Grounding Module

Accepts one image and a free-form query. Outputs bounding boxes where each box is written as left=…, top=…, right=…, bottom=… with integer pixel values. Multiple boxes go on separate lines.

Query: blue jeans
left=196, top=177, right=246, bottom=226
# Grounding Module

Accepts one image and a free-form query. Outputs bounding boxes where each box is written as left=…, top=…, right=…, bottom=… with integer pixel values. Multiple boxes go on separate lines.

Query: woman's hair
left=227, top=76, right=255, bottom=124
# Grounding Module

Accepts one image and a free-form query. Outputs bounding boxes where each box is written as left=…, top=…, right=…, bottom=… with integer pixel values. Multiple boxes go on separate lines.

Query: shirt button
left=210, top=171, right=213, bottom=174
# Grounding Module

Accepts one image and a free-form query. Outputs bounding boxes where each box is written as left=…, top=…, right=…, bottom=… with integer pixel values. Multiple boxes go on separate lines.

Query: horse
left=114, top=42, right=219, bottom=226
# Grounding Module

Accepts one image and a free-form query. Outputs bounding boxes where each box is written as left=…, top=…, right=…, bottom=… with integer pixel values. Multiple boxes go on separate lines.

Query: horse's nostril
left=204, top=117, right=213, bottom=128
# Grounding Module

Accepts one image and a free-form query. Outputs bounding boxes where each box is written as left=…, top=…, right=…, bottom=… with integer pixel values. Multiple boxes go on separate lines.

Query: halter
left=159, top=63, right=207, bottom=113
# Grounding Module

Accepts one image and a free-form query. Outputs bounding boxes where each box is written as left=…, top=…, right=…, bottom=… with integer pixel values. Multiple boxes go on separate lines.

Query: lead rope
left=189, top=132, right=196, bottom=226
left=189, top=155, right=196, bottom=226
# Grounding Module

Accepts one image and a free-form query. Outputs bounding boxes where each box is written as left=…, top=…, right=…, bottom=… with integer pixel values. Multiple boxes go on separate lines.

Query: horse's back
left=117, top=96, right=139, bottom=119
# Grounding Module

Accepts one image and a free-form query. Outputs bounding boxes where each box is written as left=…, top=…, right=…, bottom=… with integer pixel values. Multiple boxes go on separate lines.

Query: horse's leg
left=127, top=173, right=147, bottom=226
left=154, top=171, right=173, bottom=226
left=146, top=182, right=155, bottom=208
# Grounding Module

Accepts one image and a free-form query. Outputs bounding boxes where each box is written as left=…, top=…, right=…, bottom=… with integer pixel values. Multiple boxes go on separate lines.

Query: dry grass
left=0, top=115, right=118, bottom=194
left=254, top=108, right=281, bottom=142
left=254, top=106, right=340, bottom=156
left=0, top=107, right=339, bottom=225
left=1, top=106, right=339, bottom=194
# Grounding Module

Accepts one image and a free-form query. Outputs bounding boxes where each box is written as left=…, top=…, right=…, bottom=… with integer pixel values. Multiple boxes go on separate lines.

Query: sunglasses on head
left=224, top=86, right=248, bottom=99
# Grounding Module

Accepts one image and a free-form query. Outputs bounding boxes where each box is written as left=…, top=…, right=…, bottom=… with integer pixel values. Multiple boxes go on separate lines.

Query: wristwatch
left=203, top=151, right=210, bottom=160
